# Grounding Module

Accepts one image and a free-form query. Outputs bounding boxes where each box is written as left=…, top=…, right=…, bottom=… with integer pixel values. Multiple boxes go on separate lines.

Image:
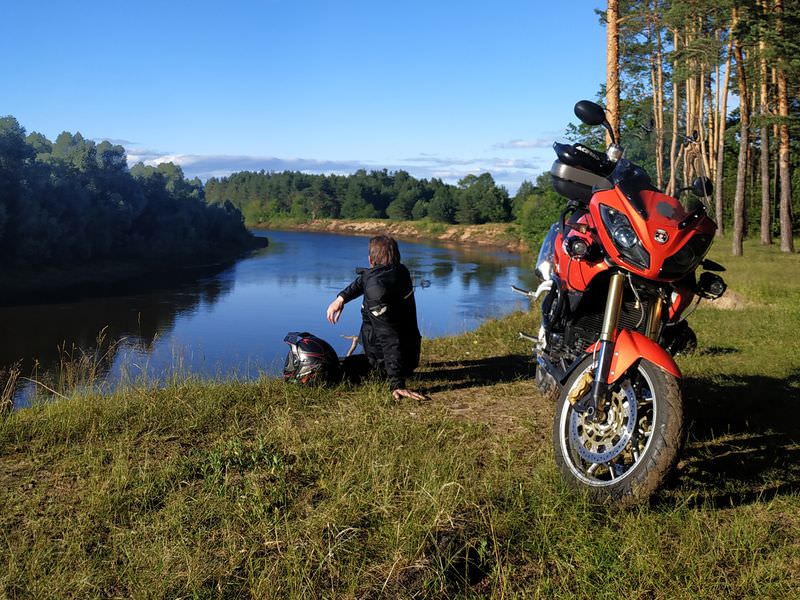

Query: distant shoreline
left=253, top=219, right=531, bottom=254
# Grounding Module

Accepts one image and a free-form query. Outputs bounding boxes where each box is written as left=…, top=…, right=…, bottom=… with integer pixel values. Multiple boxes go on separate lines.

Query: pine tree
left=606, top=0, right=621, bottom=144
left=731, top=7, right=751, bottom=257
left=774, top=0, right=795, bottom=252
left=757, top=0, right=772, bottom=245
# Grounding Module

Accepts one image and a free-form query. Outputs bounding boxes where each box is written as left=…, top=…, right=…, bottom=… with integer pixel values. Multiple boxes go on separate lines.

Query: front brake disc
left=570, top=380, right=637, bottom=463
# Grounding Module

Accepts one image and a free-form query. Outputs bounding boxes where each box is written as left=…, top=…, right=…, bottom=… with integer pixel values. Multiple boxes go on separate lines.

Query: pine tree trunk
left=656, top=12, right=664, bottom=189
left=732, top=35, right=749, bottom=256
left=706, top=68, right=715, bottom=176
left=776, top=69, right=794, bottom=252
left=772, top=68, right=781, bottom=232
left=667, top=30, right=680, bottom=197
left=713, top=53, right=721, bottom=176
left=714, top=27, right=734, bottom=236
left=684, top=73, right=693, bottom=185
left=698, top=67, right=711, bottom=181
left=655, top=8, right=665, bottom=189
left=606, top=0, right=620, bottom=145
left=759, top=33, right=772, bottom=245
left=648, top=2, right=665, bottom=189
left=775, top=0, right=795, bottom=253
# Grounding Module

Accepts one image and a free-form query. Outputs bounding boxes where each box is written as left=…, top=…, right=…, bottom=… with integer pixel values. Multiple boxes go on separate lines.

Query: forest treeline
left=204, top=168, right=563, bottom=245
left=0, top=117, right=262, bottom=270
left=204, top=170, right=516, bottom=225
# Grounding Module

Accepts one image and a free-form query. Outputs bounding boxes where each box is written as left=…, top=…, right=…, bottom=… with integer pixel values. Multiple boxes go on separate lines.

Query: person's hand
left=326, top=296, right=345, bottom=324
left=392, top=388, right=430, bottom=401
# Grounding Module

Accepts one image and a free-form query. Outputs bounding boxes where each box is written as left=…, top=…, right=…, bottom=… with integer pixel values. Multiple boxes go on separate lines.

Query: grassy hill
left=1, top=240, right=798, bottom=598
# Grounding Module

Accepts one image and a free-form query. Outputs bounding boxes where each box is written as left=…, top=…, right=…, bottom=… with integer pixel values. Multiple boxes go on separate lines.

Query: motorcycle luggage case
left=550, top=160, right=612, bottom=203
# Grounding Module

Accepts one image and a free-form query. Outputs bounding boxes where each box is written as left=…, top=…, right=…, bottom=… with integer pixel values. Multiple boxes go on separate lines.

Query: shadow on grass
left=417, top=354, right=533, bottom=394
left=419, top=354, right=800, bottom=509
left=695, top=346, right=740, bottom=356
left=659, top=370, right=800, bottom=507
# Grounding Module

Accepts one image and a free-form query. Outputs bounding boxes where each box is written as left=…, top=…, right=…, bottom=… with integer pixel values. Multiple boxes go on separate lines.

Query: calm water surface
left=3, top=230, right=537, bottom=408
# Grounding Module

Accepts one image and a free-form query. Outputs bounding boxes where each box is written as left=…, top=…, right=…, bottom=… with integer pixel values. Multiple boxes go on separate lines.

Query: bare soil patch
left=703, top=290, right=750, bottom=310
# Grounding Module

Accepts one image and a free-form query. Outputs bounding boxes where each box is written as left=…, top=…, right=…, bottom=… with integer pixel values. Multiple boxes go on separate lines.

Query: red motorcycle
left=516, top=100, right=727, bottom=504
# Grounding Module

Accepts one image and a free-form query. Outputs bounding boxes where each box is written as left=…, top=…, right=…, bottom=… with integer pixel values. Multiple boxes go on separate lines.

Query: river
left=2, top=230, right=537, bottom=408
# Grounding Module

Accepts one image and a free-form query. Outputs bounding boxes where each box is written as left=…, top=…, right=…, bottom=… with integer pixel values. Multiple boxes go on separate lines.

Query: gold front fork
left=587, top=271, right=626, bottom=418
left=599, top=272, right=626, bottom=342
left=646, top=296, right=664, bottom=341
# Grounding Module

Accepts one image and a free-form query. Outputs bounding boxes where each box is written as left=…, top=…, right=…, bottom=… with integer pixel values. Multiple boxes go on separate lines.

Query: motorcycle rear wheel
left=552, top=355, right=682, bottom=505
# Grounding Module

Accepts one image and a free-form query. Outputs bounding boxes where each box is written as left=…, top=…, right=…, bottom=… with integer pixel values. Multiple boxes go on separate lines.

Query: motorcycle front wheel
left=552, top=355, right=683, bottom=505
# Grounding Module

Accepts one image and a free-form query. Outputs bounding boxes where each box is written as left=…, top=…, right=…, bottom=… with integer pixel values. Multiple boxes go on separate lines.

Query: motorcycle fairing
left=555, top=215, right=610, bottom=292
left=590, top=187, right=716, bottom=282
left=667, top=277, right=696, bottom=321
left=586, top=328, right=681, bottom=384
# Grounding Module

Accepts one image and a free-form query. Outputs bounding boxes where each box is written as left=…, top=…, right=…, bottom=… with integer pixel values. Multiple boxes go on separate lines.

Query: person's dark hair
left=369, top=235, right=400, bottom=266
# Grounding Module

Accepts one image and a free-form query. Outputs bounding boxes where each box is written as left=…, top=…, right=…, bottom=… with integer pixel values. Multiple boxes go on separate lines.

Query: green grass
left=412, top=220, right=448, bottom=236
left=1, top=239, right=799, bottom=598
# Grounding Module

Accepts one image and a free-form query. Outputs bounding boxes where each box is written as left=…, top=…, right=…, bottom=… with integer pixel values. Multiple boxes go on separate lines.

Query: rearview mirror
left=574, top=101, right=607, bottom=127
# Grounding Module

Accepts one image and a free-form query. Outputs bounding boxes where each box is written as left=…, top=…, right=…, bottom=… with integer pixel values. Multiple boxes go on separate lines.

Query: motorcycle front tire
left=552, top=355, right=683, bottom=506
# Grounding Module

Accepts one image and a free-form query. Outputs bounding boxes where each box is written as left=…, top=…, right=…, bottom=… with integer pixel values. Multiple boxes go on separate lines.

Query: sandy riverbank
left=256, top=219, right=532, bottom=254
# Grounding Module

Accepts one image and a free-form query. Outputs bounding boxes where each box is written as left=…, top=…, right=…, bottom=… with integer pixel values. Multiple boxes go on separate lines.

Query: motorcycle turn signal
left=695, top=272, right=727, bottom=299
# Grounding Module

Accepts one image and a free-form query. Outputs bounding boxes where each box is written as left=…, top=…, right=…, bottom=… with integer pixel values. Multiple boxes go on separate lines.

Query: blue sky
left=2, top=1, right=607, bottom=192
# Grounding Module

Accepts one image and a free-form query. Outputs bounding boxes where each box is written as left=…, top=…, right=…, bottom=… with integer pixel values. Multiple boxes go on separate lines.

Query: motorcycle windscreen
left=535, top=223, right=559, bottom=281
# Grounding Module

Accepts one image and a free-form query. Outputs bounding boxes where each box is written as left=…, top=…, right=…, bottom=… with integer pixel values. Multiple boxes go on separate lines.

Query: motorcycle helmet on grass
left=283, top=332, right=341, bottom=385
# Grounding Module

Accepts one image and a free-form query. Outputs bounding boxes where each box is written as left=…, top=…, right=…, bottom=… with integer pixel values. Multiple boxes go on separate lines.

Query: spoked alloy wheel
left=552, top=355, right=683, bottom=505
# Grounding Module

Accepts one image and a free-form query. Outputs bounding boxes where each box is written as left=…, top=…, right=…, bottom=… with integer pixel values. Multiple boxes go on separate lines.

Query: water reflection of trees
left=266, top=233, right=532, bottom=295
left=273, top=272, right=360, bottom=289
left=411, top=255, right=530, bottom=294
left=0, top=267, right=235, bottom=405
left=429, top=261, right=456, bottom=286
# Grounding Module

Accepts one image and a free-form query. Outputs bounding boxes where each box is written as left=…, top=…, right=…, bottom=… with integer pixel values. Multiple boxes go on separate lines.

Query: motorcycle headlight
left=599, top=204, right=650, bottom=269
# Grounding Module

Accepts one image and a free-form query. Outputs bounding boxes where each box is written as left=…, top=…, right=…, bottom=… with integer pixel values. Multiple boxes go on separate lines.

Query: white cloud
left=126, top=152, right=378, bottom=178
left=93, top=137, right=137, bottom=146
left=122, top=150, right=544, bottom=193
left=492, top=138, right=553, bottom=150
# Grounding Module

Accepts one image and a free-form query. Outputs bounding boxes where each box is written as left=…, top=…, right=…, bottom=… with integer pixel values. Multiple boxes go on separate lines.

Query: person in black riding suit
left=326, top=235, right=426, bottom=401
